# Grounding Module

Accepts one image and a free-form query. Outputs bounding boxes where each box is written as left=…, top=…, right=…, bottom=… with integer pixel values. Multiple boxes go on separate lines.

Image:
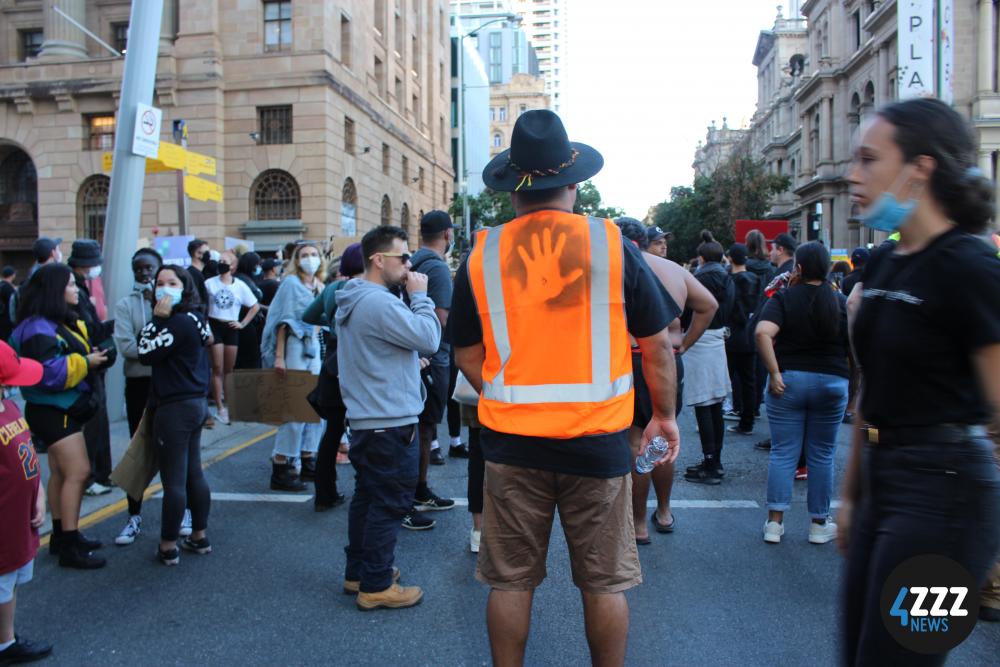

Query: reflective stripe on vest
left=475, top=215, right=632, bottom=405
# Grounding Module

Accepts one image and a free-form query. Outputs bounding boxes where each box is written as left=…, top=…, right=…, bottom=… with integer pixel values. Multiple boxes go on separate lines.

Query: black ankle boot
left=58, top=536, right=107, bottom=570
left=270, top=461, right=307, bottom=492
left=299, top=456, right=317, bottom=481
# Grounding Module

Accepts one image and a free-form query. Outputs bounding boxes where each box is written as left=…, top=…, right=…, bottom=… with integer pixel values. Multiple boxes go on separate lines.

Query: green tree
left=573, top=181, right=625, bottom=219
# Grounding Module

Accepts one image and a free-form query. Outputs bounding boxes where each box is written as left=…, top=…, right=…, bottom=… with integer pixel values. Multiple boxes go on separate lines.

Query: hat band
left=509, top=149, right=581, bottom=191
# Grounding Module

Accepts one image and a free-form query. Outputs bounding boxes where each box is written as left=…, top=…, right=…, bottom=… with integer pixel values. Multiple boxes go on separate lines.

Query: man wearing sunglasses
left=335, top=225, right=441, bottom=610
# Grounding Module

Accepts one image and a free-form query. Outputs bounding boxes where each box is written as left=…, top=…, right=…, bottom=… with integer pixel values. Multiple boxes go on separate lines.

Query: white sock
left=0, top=639, right=14, bottom=651
left=450, top=437, right=463, bottom=447
left=430, top=439, right=440, bottom=451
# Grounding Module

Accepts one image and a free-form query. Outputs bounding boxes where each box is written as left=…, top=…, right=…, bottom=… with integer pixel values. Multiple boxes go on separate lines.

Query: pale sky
left=561, top=0, right=786, bottom=218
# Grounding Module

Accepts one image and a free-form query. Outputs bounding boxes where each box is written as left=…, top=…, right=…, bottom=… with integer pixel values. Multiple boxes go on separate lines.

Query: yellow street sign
left=184, top=174, right=223, bottom=202
left=157, top=142, right=217, bottom=176
left=102, top=152, right=174, bottom=174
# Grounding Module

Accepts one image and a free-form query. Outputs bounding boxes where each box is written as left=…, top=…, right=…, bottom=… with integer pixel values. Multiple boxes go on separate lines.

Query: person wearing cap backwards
left=615, top=217, right=718, bottom=542
left=0, top=340, right=53, bottom=664
left=645, top=226, right=670, bottom=258
left=401, top=210, right=459, bottom=530
left=450, top=109, right=681, bottom=666
left=66, top=240, right=116, bottom=497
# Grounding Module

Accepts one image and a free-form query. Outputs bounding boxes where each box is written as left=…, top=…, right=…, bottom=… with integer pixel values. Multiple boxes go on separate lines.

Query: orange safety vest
left=467, top=210, right=633, bottom=439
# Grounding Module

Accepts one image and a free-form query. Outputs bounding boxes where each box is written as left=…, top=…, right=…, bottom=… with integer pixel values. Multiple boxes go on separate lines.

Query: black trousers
left=842, top=438, right=1000, bottom=666
left=467, top=427, right=484, bottom=514
left=727, top=346, right=755, bottom=431
left=154, top=398, right=211, bottom=542
left=315, top=405, right=348, bottom=504
left=83, top=373, right=112, bottom=485
left=124, top=376, right=152, bottom=515
left=447, top=359, right=462, bottom=440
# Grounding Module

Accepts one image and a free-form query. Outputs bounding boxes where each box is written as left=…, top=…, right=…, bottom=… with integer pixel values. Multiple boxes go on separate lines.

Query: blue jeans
left=344, top=425, right=419, bottom=592
left=765, top=370, right=848, bottom=518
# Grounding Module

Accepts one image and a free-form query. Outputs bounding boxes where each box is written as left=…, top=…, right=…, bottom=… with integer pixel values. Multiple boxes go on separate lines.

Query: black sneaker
left=448, top=444, right=470, bottom=459
left=401, top=512, right=436, bottom=531
left=722, top=409, right=740, bottom=421
left=315, top=492, right=347, bottom=512
left=58, top=541, right=106, bottom=570
left=429, top=448, right=446, bottom=465
left=0, top=636, right=53, bottom=665
left=414, top=489, right=455, bottom=511
left=157, top=546, right=180, bottom=566
left=726, top=424, right=754, bottom=436
left=684, top=466, right=722, bottom=485
left=754, top=439, right=772, bottom=451
left=684, top=461, right=725, bottom=478
left=180, top=537, right=212, bottom=555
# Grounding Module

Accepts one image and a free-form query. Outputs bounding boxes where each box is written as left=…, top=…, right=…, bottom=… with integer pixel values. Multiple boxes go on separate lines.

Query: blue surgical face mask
left=155, top=286, right=183, bottom=306
left=859, top=166, right=918, bottom=233
left=253, top=266, right=262, bottom=277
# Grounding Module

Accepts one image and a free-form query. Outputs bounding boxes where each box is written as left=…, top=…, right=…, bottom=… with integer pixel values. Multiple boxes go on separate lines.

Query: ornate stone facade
left=692, top=119, right=750, bottom=180
left=0, top=0, right=454, bottom=269
left=489, top=72, right=548, bottom=156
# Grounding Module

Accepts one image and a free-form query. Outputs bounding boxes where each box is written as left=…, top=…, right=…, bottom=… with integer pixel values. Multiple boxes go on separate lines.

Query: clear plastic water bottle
left=635, top=436, right=669, bottom=474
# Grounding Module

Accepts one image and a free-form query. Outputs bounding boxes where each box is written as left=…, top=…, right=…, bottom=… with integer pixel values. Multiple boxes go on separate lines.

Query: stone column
left=803, top=111, right=813, bottom=175
left=980, top=0, right=995, bottom=92
left=160, top=0, right=177, bottom=51
left=876, top=46, right=888, bottom=104
left=821, top=97, right=834, bottom=162
left=40, top=0, right=88, bottom=60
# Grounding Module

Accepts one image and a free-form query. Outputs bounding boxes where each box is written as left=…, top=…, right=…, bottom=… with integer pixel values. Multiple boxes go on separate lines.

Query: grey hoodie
left=114, top=285, right=154, bottom=378
left=335, top=278, right=441, bottom=430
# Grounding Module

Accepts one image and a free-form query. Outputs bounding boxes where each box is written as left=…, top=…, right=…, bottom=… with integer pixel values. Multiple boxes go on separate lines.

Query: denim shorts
left=0, top=559, right=34, bottom=604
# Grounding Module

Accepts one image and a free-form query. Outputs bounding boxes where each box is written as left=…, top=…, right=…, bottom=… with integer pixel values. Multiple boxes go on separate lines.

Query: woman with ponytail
left=841, top=97, right=1000, bottom=663
left=681, top=231, right=733, bottom=485
left=754, top=241, right=848, bottom=547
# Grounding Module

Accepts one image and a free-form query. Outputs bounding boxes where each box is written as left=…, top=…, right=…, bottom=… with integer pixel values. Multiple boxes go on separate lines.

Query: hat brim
left=3, top=355, right=43, bottom=387
left=482, top=142, right=604, bottom=192
left=68, top=257, right=103, bottom=268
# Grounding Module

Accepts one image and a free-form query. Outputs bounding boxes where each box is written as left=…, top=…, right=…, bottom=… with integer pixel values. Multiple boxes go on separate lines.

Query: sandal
left=651, top=510, right=675, bottom=533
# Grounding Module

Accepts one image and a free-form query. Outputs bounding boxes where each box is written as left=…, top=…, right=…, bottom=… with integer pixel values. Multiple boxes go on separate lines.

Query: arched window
left=400, top=203, right=410, bottom=234
left=862, top=81, right=876, bottom=121
left=250, top=169, right=300, bottom=220
left=77, top=175, right=110, bottom=240
left=0, top=148, right=38, bottom=235
left=492, top=132, right=502, bottom=148
left=380, top=195, right=391, bottom=226
left=341, top=178, right=357, bottom=236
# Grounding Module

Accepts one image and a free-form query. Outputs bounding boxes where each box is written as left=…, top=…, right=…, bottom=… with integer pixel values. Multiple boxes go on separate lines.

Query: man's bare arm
left=678, top=271, right=718, bottom=354
left=635, top=326, right=681, bottom=465
left=455, top=344, right=486, bottom=393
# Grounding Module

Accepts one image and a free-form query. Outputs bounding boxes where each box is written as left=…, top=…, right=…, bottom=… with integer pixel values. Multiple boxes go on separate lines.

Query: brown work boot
left=343, top=566, right=400, bottom=595
left=356, top=583, right=423, bottom=611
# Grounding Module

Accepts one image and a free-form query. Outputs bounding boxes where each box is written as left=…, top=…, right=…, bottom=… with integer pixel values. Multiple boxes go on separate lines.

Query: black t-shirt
left=449, top=233, right=679, bottom=478
left=188, top=266, right=209, bottom=314
left=0, top=281, right=15, bottom=340
left=257, top=278, right=280, bottom=307
left=853, top=228, right=1000, bottom=428
left=759, top=283, right=849, bottom=379
left=841, top=269, right=862, bottom=296
left=138, top=310, right=212, bottom=407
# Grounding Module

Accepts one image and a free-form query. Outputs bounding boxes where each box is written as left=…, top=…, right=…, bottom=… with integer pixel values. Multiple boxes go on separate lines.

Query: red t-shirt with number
left=0, top=399, right=41, bottom=573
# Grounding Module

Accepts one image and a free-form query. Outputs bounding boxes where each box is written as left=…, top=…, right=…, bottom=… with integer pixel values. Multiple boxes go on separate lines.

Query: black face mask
left=201, top=250, right=211, bottom=264
left=218, top=262, right=231, bottom=275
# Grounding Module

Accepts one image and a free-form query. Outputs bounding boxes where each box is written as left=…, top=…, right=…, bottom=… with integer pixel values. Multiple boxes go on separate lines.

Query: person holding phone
left=11, top=263, right=108, bottom=569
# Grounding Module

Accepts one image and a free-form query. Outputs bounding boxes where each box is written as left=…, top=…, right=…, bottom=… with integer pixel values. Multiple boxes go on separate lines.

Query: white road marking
left=150, top=492, right=312, bottom=503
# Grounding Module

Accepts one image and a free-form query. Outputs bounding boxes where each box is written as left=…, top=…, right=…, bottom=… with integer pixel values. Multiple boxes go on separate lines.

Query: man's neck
left=513, top=205, right=574, bottom=217
left=731, top=265, right=746, bottom=273
left=191, top=259, right=204, bottom=270
left=779, top=255, right=793, bottom=267
left=362, top=270, right=388, bottom=289
left=421, top=240, right=448, bottom=259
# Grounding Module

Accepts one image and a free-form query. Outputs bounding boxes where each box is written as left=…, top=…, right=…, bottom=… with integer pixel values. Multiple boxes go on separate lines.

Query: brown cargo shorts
left=475, top=462, right=642, bottom=594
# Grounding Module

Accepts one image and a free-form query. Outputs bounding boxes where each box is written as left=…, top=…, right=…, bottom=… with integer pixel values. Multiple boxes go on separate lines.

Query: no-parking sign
left=132, top=103, right=162, bottom=158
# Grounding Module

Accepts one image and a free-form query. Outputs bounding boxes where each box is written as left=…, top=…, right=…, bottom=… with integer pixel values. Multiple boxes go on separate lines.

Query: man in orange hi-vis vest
left=450, top=110, right=681, bottom=667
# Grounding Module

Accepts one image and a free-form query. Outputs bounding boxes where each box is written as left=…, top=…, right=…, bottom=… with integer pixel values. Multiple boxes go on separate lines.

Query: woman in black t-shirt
left=756, top=242, right=849, bottom=547
left=841, top=98, right=1000, bottom=664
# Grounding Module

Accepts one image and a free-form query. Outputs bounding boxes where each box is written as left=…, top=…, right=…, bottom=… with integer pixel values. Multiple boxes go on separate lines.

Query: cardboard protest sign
left=225, top=369, right=321, bottom=424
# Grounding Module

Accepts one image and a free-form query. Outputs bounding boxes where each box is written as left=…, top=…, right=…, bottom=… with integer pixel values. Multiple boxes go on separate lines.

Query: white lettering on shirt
left=862, top=288, right=924, bottom=306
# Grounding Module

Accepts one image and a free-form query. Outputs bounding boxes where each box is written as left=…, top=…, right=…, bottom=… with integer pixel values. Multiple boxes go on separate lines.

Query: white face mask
left=300, top=256, right=321, bottom=276
left=87, top=266, right=102, bottom=280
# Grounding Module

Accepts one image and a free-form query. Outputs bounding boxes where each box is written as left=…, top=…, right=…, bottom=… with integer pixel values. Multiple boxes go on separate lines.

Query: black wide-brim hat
left=483, top=109, right=603, bottom=192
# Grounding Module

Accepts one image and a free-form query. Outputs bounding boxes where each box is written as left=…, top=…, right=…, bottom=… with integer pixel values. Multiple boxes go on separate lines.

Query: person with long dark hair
left=682, top=231, right=734, bottom=484
left=754, top=242, right=848, bottom=545
left=841, top=97, right=1000, bottom=663
left=138, top=265, right=214, bottom=566
left=11, top=263, right=108, bottom=569
left=234, top=252, right=265, bottom=370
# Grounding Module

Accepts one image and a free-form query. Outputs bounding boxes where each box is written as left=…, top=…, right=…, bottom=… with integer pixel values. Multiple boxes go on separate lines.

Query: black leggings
left=447, top=359, right=462, bottom=439
left=694, top=402, right=725, bottom=464
left=843, top=438, right=1000, bottom=665
left=315, top=405, right=348, bottom=503
left=467, top=428, right=484, bottom=514
left=154, top=399, right=211, bottom=542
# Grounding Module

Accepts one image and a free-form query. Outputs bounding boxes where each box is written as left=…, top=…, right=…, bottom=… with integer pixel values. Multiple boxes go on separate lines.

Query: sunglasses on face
left=370, top=252, right=411, bottom=264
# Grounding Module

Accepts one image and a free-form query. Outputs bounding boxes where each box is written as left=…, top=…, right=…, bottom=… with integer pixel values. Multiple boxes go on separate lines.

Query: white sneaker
left=85, top=482, right=112, bottom=496
left=115, top=515, right=142, bottom=545
left=763, top=520, right=784, bottom=544
left=470, top=529, right=481, bottom=554
left=809, top=519, right=837, bottom=544
left=216, top=407, right=230, bottom=425
left=180, top=509, right=193, bottom=537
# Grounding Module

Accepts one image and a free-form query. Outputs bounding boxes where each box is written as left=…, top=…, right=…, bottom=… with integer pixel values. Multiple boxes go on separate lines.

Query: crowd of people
left=1, top=99, right=999, bottom=666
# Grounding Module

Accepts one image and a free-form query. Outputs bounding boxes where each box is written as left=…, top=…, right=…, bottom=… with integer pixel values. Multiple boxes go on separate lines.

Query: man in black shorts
left=404, top=211, right=458, bottom=530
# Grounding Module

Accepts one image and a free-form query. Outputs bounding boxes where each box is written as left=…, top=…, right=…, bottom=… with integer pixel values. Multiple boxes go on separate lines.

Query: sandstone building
left=489, top=72, right=548, bottom=156
left=0, top=0, right=454, bottom=270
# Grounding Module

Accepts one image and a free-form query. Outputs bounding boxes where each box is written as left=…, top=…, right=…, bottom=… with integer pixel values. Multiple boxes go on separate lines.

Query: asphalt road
left=15, top=410, right=1000, bottom=666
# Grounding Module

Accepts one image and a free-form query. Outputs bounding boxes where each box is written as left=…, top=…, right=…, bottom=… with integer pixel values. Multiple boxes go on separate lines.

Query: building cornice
left=863, top=0, right=896, bottom=34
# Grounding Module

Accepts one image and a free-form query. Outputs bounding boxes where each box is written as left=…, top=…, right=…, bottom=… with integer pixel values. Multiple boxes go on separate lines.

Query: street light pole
left=455, top=13, right=519, bottom=249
